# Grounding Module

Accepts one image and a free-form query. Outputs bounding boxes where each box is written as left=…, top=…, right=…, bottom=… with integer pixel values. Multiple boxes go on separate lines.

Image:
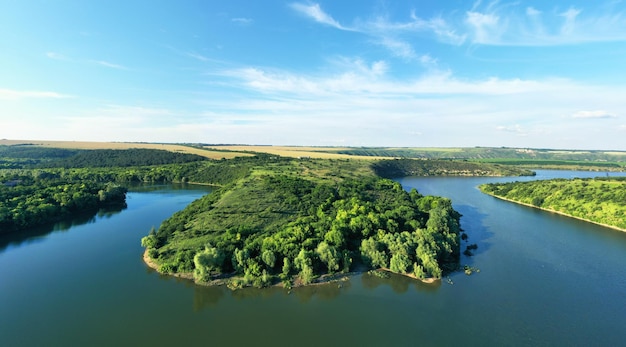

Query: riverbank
left=143, top=250, right=439, bottom=289
left=482, top=193, right=626, bottom=233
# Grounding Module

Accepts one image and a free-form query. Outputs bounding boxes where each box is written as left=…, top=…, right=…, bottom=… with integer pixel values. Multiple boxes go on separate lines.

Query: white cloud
left=289, top=3, right=465, bottom=62
left=560, top=8, right=581, bottom=35
left=378, top=37, right=416, bottom=60
left=186, top=52, right=210, bottom=62
left=93, top=60, right=128, bottom=70
left=222, top=65, right=581, bottom=97
left=46, top=52, right=67, bottom=60
left=496, top=124, right=528, bottom=136
left=572, top=110, right=617, bottom=119
left=290, top=2, right=626, bottom=51
left=463, top=3, right=626, bottom=45
left=232, top=17, right=253, bottom=25
left=0, top=89, right=73, bottom=100
left=526, top=7, right=541, bottom=17
left=290, top=3, right=351, bottom=31
left=193, top=63, right=626, bottom=148
left=466, top=11, right=502, bottom=44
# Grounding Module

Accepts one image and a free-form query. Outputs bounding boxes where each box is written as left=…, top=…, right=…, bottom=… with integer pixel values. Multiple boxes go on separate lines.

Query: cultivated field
left=203, top=145, right=388, bottom=160
left=0, top=140, right=251, bottom=160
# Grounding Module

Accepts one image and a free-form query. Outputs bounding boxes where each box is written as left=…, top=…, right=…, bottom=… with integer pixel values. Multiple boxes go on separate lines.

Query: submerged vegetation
left=480, top=177, right=626, bottom=231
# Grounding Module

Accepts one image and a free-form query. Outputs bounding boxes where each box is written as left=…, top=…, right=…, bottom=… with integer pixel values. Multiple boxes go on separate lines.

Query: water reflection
left=127, top=182, right=215, bottom=193
left=361, top=272, right=441, bottom=293
left=0, top=204, right=126, bottom=252
left=188, top=272, right=444, bottom=311
left=193, top=285, right=226, bottom=310
left=290, top=280, right=352, bottom=302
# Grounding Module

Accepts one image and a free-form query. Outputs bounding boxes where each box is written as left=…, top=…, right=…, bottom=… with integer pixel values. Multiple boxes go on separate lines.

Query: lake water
left=1, top=173, right=625, bottom=346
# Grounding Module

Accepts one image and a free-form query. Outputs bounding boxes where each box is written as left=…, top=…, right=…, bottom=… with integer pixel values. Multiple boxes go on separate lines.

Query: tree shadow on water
left=455, top=204, right=493, bottom=265
left=0, top=205, right=126, bottom=252
left=361, top=272, right=441, bottom=294
left=290, top=280, right=352, bottom=303
left=193, top=285, right=226, bottom=311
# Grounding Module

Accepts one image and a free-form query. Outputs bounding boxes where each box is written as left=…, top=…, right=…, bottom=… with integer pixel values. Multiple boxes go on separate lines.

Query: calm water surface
left=1, top=173, right=625, bottom=346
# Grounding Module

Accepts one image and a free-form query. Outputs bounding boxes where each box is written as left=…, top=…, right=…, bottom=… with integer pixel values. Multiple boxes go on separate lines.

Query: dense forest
left=479, top=177, right=626, bottom=230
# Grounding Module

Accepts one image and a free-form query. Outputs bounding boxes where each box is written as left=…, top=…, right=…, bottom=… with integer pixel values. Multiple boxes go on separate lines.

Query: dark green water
left=1, top=173, right=625, bottom=346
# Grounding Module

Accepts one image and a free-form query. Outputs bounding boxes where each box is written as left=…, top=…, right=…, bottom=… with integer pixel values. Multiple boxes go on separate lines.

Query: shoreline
left=482, top=192, right=626, bottom=233
left=143, top=249, right=439, bottom=289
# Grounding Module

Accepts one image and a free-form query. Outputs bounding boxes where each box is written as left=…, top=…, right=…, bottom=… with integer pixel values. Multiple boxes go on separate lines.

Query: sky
left=1, top=0, right=626, bottom=150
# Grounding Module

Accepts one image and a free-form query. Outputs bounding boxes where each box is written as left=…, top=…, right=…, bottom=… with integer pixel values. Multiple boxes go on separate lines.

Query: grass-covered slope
left=480, top=177, right=626, bottom=231
left=142, top=157, right=462, bottom=288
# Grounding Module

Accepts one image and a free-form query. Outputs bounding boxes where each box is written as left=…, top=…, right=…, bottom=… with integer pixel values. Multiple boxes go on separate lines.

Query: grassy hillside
left=479, top=177, right=626, bottom=231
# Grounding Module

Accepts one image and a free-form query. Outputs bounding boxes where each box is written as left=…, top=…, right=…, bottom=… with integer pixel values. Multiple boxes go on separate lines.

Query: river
left=1, top=173, right=625, bottom=346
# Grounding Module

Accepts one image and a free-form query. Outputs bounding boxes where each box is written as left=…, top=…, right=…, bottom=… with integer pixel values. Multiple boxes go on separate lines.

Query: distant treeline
left=371, top=159, right=535, bottom=178
left=480, top=177, right=626, bottom=230
left=38, top=148, right=207, bottom=168
left=0, top=146, right=207, bottom=169
left=0, top=146, right=78, bottom=169
left=476, top=159, right=622, bottom=169
left=337, top=147, right=626, bottom=168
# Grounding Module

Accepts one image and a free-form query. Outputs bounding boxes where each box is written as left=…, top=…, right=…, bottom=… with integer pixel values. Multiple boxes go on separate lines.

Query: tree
left=316, top=241, right=339, bottom=273
left=360, top=237, right=389, bottom=268
left=413, top=263, right=426, bottom=279
left=232, top=248, right=249, bottom=272
left=294, top=249, right=315, bottom=284
left=281, top=257, right=291, bottom=278
left=141, top=227, right=158, bottom=249
left=389, top=252, right=411, bottom=274
left=261, top=249, right=276, bottom=268
left=193, top=244, right=225, bottom=281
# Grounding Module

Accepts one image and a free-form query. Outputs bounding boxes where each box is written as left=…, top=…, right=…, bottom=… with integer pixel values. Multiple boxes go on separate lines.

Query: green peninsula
left=141, top=156, right=473, bottom=288
left=480, top=177, right=626, bottom=231
left=141, top=154, right=535, bottom=288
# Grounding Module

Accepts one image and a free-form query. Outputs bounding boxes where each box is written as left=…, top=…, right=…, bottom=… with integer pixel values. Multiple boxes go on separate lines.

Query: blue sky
left=1, top=0, right=626, bottom=149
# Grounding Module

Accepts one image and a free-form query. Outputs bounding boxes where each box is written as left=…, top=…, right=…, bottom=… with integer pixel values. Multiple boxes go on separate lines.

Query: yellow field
left=203, top=145, right=388, bottom=160
left=1, top=140, right=405, bottom=160
left=0, top=139, right=251, bottom=160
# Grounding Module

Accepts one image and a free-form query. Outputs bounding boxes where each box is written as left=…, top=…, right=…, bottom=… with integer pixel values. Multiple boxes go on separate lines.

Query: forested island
left=480, top=177, right=626, bottom=231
